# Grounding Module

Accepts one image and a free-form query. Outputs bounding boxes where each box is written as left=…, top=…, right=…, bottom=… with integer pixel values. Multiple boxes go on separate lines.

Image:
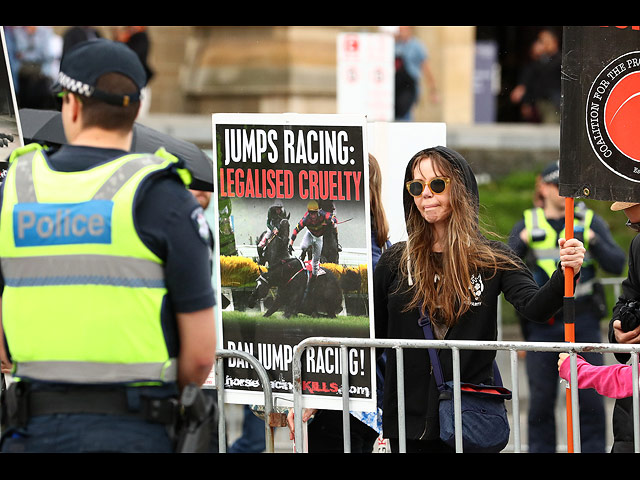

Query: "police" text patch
left=13, top=200, right=113, bottom=247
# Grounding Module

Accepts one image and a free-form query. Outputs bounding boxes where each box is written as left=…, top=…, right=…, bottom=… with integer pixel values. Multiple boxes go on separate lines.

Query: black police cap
left=541, top=161, right=559, bottom=185
left=54, top=39, right=147, bottom=107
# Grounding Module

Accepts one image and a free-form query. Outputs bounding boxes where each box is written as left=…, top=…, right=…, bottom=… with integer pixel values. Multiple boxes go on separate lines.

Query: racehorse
left=247, top=257, right=343, bottom=318
left=257, top=216, right=291, bottom=267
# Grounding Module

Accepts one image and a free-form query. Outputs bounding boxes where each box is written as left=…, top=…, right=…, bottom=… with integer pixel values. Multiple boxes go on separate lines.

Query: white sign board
left=337, top=32, right=394, bottom=122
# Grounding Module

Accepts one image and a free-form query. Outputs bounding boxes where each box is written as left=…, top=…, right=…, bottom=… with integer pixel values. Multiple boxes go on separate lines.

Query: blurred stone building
left=48, top=26, right=561, bottom=177
left=53, top=26, right=476, bottom=124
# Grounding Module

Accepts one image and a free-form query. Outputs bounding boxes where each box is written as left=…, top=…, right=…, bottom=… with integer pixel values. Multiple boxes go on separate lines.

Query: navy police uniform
left=0, top=40, right=215, bottom=453
left=0, top=146, right=215, bottom=453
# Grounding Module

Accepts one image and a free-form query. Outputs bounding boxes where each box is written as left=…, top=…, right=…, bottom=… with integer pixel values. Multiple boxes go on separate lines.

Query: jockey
left=289, top=200, right=337, bottom=278
left=258, top=200, right=288, bottom=249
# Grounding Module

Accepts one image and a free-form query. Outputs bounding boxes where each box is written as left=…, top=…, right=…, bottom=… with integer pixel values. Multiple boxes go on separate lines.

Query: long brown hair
left=369, top=154, right=389, bottom=247
left=399, top=151, right=518, bottom=326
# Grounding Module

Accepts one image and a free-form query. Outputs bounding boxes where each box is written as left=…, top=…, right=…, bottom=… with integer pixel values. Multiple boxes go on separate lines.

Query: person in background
left=113, top=26, right=153, bottom=83
left=558, top=352, right=635, bottom=399
left=510, top=36, right=545, bottom=122
left=508, top=161, right=626, bottom=453
left=370, top=153, right=392, bottom=269
left=227, top=406, right=266, bottom=453
left=367, top=153, right=391, bottom=452
left=113, top=26, right=154, bottom=117
left=606, top=201, right=640, bottom=452
left=373, top=146, right=585, bottom=453
left=189, top=186, right=265, bottom=453
left=393, top=26, right=438, bottom=121
left=512, top=28, right=562, bottom=124
left=62, top=26, right=101, bottom=56
left=12, top=26, right=61, bottom=109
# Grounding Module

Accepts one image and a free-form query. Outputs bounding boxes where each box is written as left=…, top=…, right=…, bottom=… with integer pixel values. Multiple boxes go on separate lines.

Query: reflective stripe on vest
left=16, top=360, right=178, bottom=385
left=0, top=144, right=187, bottom=385
left=2, top=255, right=164, bottom=288
left=524, top=206, right=594, bottom=281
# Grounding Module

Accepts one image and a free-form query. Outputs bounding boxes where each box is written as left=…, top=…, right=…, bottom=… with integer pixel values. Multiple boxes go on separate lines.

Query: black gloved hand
left=619, top=300, right=640, bottom=332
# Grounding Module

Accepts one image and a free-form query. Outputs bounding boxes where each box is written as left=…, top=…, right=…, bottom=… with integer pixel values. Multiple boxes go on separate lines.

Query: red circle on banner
left=605, top=71, right=640, bottom=161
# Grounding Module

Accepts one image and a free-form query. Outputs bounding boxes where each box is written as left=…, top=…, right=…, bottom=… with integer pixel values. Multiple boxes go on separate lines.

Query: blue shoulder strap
left=418, top=309, right=503, bottom=390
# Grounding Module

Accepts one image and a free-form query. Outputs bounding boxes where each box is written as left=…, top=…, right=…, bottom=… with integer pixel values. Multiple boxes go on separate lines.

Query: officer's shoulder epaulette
left=8, top=143, right=45, bottom=164
left=152, top=147, right=192, bottom=188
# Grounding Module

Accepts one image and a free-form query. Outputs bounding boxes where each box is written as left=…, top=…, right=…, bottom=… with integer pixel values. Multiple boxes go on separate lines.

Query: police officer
left=0, top=39, right=216, bottom=453
left=508, top=161, right=626, bottom=453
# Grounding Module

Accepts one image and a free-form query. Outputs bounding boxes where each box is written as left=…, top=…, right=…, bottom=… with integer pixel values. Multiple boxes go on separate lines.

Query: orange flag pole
left=564, top=197, right=576, bottom=452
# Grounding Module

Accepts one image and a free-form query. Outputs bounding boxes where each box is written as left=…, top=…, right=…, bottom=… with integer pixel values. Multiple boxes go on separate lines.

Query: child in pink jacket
left=558, top=353, right=636, bottom=399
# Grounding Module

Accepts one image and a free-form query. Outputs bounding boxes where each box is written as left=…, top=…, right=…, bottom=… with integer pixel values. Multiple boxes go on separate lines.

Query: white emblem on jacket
left=469, top=274, right=484, bottom=306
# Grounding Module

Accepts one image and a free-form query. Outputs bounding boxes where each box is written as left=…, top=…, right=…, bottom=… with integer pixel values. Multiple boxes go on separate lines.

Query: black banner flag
left=560, top=26, right=640, bottom=203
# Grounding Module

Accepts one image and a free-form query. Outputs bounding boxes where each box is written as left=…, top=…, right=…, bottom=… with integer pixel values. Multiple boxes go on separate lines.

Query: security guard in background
left=0, top=39, right=216, bottom=453
left=508, top=160, right=626, bottom=453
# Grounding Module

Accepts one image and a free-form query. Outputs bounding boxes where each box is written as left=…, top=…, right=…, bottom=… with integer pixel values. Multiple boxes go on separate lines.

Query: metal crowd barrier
left=212, top=348, right=286, bottom=453
left=213, top=276, right=631, bottom=453
left=600, top=276, right=624, bottom=300
left=291, top=336, right=640, bottom=453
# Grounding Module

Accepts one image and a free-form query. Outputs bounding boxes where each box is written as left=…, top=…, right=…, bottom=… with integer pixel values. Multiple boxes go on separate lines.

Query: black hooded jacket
left=373, top=146, right=572, bottom=442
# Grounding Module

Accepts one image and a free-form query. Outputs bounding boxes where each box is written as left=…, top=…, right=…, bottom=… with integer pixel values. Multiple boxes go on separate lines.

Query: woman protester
left=373, top=146, right=585, bottom=453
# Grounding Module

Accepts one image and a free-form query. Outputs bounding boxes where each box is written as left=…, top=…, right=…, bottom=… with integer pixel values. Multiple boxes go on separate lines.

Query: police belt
left=4, top=383, right=178, bottom=428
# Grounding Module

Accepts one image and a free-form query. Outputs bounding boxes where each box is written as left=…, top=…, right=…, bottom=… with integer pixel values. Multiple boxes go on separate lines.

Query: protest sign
left=560, top=26, right=640, bottom=202
left=210, top=113, right=375, bottom=411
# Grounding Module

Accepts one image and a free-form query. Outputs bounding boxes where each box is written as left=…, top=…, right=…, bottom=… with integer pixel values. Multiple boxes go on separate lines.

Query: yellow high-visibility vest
left=523, top=205, right=594, bottom=281
left=0, top=143, right=191, bottom=385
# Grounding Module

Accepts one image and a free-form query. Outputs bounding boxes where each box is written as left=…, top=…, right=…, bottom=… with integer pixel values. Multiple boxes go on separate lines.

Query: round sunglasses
left=406, top=177, right=451, bottom=197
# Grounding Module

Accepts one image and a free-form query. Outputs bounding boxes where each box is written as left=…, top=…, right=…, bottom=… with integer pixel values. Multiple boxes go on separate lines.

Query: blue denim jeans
left=1, top=413, right=174, bottom=453
left=228, top=405, right=265, bottom=453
